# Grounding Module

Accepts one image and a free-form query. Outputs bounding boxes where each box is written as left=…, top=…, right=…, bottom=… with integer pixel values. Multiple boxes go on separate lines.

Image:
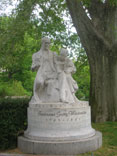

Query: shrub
left=0, top=80, right=31, bottom=97
left=0, top=98, right=29, bottom=150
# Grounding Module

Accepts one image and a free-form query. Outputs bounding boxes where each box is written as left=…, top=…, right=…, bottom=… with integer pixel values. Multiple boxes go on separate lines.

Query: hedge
left=0, top=98, right=30, bottom=150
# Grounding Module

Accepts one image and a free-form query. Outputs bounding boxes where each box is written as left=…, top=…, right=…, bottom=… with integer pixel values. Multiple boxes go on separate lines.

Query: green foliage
left=0, top=98, right=29, bottom=150
left=0, top=0, right=89, bottom=99
left=109, top=0, right=117, bottom=6
left=73, top=47, right=90, bottom=101
left=75, top=66, right=90, bottom=100
left=0, top=0, right=78, bottom=70
left=0, top=81, right=30, bottom=97
left=81, top=0, right=117, bottom=6
left=81, top=0, right=91, bottom=7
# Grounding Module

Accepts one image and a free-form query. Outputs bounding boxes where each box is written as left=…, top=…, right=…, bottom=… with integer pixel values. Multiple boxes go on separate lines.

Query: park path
left=0, top=154, right=75, bottom=156
left=0, top=149, right=75, bottom=156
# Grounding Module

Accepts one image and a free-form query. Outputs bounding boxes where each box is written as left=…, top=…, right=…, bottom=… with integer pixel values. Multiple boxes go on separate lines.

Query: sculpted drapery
left=30, top=37, right=78, bottom=104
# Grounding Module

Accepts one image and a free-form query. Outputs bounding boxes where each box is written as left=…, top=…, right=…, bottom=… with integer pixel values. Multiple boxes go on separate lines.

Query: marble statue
left=54, top=48, right=78, bottom=103
left=30, top=37, right=58, bottom=103
left=18, top=37, right=102, bottom=155
left=30, top=37, right=79, bottom=104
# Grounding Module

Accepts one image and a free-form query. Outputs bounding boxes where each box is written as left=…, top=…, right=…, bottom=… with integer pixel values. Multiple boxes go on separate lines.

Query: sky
left=0, top=0, right=19, bottom=15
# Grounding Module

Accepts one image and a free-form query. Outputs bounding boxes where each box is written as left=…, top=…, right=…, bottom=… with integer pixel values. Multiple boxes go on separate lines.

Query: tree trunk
left=89, top=52, right=117, bottom=122
left=66, top=0, right=117, bottom=122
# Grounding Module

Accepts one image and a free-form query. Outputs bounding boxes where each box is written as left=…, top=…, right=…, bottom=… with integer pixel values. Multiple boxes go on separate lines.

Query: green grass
left=77, top=122, right=117, bottom=156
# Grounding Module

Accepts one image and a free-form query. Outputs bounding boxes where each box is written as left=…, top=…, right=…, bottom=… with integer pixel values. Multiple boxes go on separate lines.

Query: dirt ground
left=0, top=148, right=68, bottom=156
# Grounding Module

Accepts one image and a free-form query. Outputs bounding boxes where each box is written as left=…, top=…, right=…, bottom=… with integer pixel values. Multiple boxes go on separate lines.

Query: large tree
left=0, top=0, right=78, bottom=78
left=1, top=0, right=117, bottom=122
left=66, top=0, right=117, bottom=122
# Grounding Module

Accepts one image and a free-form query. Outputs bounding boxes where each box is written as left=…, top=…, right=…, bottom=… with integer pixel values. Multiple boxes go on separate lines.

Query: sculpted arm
left=64, top=59, right=76, bottom=74
left=31, top=53, right=41, bottom=72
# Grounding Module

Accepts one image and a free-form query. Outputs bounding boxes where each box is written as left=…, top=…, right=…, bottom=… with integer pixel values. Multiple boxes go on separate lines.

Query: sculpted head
left=41, top=37, right=51, bottom=51
left=60, top=48, right=68, bottom=57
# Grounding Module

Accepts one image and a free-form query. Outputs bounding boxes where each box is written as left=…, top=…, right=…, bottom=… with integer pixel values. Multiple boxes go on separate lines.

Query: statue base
left=18, top=102, right=102, bottom=154
left=18, top=131, right=102, bottom=155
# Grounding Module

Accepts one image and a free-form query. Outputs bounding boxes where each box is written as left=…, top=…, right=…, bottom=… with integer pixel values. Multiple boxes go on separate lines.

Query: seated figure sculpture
left=30, top=37, right=79, bottom=104
left=30, top=37, right=59, bottom=103
left=54, top=48, right=78, bottom=103
left=18, top=37, right=102, bottom=155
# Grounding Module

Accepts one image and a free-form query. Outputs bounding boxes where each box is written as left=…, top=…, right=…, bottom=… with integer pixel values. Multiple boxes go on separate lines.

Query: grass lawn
left=78, top=122, right=117, bottom=156
left=0, top=122, right=117, bottom=156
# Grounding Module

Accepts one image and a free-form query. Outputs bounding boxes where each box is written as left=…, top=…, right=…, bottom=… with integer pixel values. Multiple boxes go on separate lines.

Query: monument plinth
left=18, top=37, right=102, bottom=155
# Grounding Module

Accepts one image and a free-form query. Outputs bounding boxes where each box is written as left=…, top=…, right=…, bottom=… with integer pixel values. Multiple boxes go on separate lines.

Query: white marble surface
left=30, top=37, right=79, bottom=104
left=18, top=37, right=102, bottom=154
left=24, top=37, right=95, bottom=141
left=25, top=102, right=95, bottom=141
left=18, top=131, right=102, bottom=155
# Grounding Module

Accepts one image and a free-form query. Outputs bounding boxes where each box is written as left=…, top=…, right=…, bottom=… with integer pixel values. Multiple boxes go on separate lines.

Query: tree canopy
left=0, top=0, right=89, bottom=100
left=0, top=0, right=117, bottom=122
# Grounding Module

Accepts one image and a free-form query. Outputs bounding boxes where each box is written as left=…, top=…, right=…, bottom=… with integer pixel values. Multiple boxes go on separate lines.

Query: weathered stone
left=18, top=131, right=102, bottom=155
left=24, top=103, right=95, bottom=141
left=18, top=37, right=102, bottom=155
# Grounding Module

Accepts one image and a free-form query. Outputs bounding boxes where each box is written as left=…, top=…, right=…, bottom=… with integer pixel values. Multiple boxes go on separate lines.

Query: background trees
left=1, top=0, right=116, bottom=122
left=0, top=0, right=89, bottom=100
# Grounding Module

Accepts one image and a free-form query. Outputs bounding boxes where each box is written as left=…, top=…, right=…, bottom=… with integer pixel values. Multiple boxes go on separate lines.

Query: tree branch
left=66, top=0, right=111, bottom=53
left=88, top=0, right=104, bottom=19
left=66, top=0, right=93, bottom=52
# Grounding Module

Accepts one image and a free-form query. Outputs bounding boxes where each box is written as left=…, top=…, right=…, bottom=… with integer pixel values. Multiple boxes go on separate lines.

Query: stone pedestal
left=18, top=101, right=102, bottom=155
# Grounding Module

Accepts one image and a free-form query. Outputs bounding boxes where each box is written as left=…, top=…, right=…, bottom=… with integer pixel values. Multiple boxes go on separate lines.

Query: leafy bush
left=0, top=80, right=31, bottom=97
left=73, top=63, right=90, bottom=101
left=0, top=98, right=29, bottom=150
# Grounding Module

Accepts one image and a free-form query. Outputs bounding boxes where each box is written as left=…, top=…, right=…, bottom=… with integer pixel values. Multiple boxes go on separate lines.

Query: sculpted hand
left=31, top=66, right=35, bottom=72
